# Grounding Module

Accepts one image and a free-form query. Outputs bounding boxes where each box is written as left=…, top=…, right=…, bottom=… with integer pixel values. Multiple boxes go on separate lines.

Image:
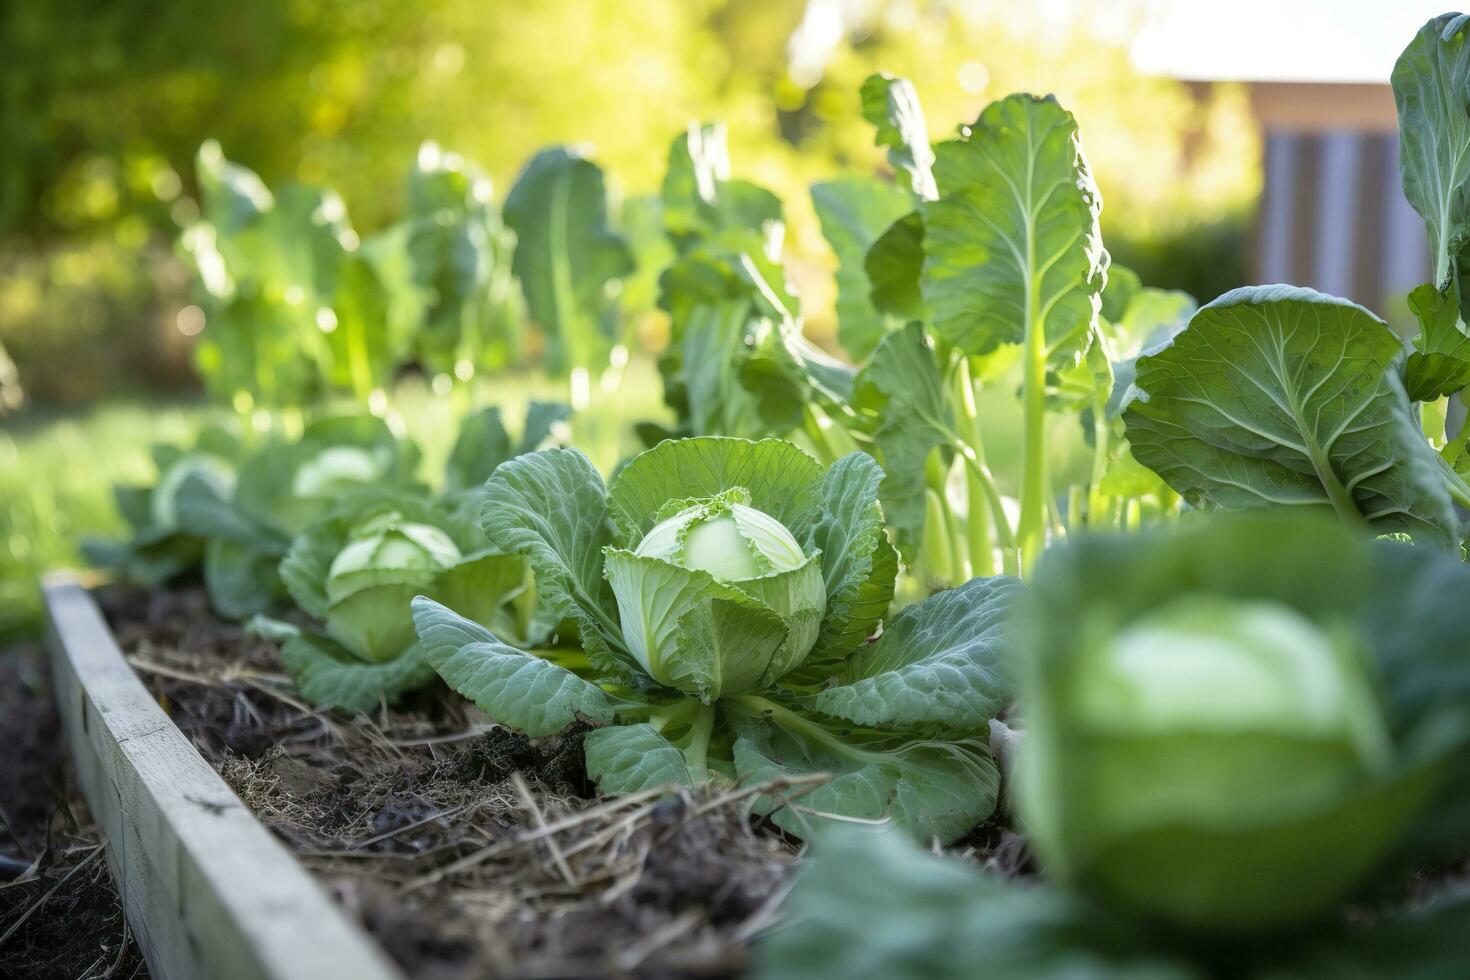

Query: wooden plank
left=43, top=577, right=404, bottom=980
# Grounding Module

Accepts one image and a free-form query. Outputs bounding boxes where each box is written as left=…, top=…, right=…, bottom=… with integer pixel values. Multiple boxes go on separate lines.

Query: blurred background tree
left=0, top=0, right=1257, bottom=407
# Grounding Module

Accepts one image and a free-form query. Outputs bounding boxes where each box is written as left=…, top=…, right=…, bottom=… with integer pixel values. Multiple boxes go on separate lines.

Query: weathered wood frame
left=44, top=578, right=404, bottom=980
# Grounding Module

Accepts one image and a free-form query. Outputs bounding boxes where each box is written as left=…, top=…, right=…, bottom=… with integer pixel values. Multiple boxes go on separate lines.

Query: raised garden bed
left=43, top=577, right=401, bottom=980
left=49, top=581, right=868, bottom=979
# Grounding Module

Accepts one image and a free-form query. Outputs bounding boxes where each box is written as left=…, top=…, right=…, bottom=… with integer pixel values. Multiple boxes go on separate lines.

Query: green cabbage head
left=611, top=488, right=826, bottom=696
left=291, top=445, right=390, bottom=498
left=321, top=510, right=461, bottom=661
left=1019, top=515, right=1466, bottom=934
left=152, top=454, right=236, bottom=531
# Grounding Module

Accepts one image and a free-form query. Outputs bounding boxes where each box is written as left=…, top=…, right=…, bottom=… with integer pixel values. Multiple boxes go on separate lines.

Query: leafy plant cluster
left=182, top=139, right=630, bottom=414
left=87, top=11, right=1470, bottom=974
left=763, top=512, right=1470, bottom=979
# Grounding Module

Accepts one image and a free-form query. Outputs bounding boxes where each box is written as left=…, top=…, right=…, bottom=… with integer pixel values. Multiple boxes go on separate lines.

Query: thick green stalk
left=682, top=702, right=717, bottom=777
left=727, top=695, right=891, bottom=767
left=801, top=404, right=841, bottom=466
left=955, top=358, right=996, bottom=577
left=945, top=437, right=1018, bottom=574
left=1018, top=276, right=1048, bottom=572
left=1088, top=391, right=1111, bottom=528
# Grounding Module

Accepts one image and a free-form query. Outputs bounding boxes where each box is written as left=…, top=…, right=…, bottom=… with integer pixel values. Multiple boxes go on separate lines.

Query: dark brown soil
left=96, top=586, right=797, bottom=979
left=0, top=644, right=149, bottom=980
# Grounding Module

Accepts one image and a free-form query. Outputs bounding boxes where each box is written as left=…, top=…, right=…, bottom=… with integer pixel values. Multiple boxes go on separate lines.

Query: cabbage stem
left=682, top=702, right=717, bottom=777
left=955, top=357, right=996, bottom=577
left=727, top=695, right=891, bottom=768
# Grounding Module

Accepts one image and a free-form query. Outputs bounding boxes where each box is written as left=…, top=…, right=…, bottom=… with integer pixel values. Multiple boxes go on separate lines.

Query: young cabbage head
left=323, top=511, right=461, bottom=662
left=607, top=488, right=825, bottom=700
left=291, top=445, right=390, bottom=498
left=1020, top=516, right=1449, bottom=935
left=151, top=454, right=236, bottom=531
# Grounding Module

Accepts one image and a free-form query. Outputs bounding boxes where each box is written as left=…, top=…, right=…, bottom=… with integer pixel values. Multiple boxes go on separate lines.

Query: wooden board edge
left=43, top=577, right=404, bottom=980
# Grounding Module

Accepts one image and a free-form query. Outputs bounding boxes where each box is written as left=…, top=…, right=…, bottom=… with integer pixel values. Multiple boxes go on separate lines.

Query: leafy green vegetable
left=860, top=73, right=937, bottom=201
left=759, top=826, right=1470, bottom=980
left=1393, top=12, right=1470, bottom=294
left=1123, top=285, right=1459, bottom=546
left=504, top=147, right=634, bottom=376
left=812, top=177, right=914, bottom=361
left=265, top=491, right=527, bottom=712
left=921, top=94, right=1109, bottom=567
left=415, top=436, right=1019, bottom=841
left=1019, top=513, right=1470, bottom=933
left=404, top=142, right=523, bottom=383
left=1403, top=281, right=1470, bottom=401
left=661, top=123, right=783, bottom=253
left=758, top=828, right=1189, bottom=980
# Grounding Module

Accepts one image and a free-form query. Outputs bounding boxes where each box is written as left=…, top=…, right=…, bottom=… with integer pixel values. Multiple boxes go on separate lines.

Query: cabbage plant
left=760, top=513, right=1470, bottom=980
left=412, top=436, right=1021, bottom=842
left=1018, top=513, right=1470, bottom=933
left=162, top=413, right=423, bottom=620
left=160, top=403, right=565, bottom=623
left=83, top=424, right=244, bottom=592
left=254, top=494, right=528, bottom=714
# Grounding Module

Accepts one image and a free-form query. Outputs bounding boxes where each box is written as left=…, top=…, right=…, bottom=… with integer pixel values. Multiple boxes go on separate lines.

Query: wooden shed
left=1133, top=0, right=1446, bottom=320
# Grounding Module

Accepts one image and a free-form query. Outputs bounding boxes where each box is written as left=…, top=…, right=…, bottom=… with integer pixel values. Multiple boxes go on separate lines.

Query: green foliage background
left=0, top=0, right=1257, bottom=406
left=0, top=0, right=1260, bottom=639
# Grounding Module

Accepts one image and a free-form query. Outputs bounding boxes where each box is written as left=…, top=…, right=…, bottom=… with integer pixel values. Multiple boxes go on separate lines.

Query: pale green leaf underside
left=1124, top=285, right=1457, bottom=547
left=1393, top=13, right=1470, bottom=289
left=734, top=726, right=999, bottom=845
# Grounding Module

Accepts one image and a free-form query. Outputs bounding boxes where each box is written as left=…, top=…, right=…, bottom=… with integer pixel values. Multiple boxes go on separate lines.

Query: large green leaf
left=757, top=828, right=1192, bottom=980
left=411, top=597, right=615, bottom=736
left=798, top=452, right=898, bottom=675
left=811, top=178, right=913, bottom=360
left=606, top=436, right=825, bottom=545
left=1123, top=285, right=1457, bottom=546
left=1393, top=13, right=1470, bottom=292
left=654, top=228, right=799, bottom=439
left=813, top=576, right=1019, bottom=733
left=920, top=94, right=1107, bottom=363
left=504, top=147, right=633, bottom=375
left=859, top=74, right=937, bottom=201
left=404, top=143, right=522, bottom=375
left=444, top=400, right=572, bottom=497
left=865, top=212, right=927, bottom=322
left=321, top=250, right=409, bottom=398
left=480, top=448, right=627, bottom=666
left=584, top=723, right=697, bottom=793
left=852, top=323, right=952, bottom=558
left=204, top=537, right=282, bottom=621
left=619, top=194, right=675, bottom=315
